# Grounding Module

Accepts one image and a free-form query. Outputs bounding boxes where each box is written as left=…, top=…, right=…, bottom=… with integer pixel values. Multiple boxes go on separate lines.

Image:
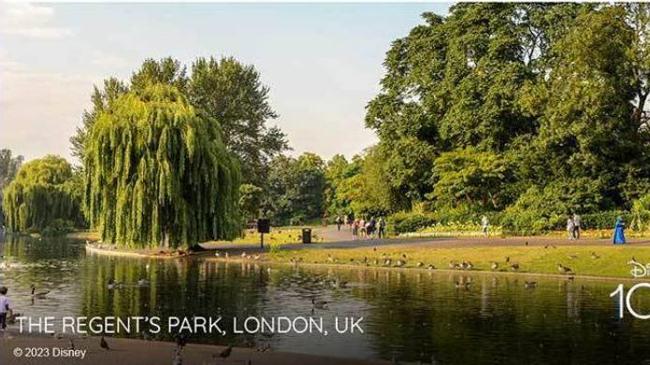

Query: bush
left=388, top=211, right=436, bottom=234
left=581, top=211, right=630, bottom=230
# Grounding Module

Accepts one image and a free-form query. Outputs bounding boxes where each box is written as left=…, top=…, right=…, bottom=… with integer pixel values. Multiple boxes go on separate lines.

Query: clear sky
left=0, top=2, right=450, bottom=163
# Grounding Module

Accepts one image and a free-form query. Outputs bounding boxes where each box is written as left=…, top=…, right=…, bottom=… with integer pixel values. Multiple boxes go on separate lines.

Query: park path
left=202, top=225, right=650, bottom=254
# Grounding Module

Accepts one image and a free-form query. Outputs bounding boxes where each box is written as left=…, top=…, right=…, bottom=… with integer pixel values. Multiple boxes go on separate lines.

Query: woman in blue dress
left=613, top=216, right=626, bottom=244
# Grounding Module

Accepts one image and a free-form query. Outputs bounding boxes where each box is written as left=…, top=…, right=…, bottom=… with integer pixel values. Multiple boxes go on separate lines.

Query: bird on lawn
left=510, top=263, right=520, bottom=271
left=100, top=336, right=110, bottom=350
left=591, top=252, right=600, bottom=260
left=524, top=281, right=537, bottom=289
left=505, top=256, right=510, bottom=264
left=395, top=259, right=406, bottom=267
left=30, top=285, right=50, bottom=299
left=427, top=264, right=436, bottom=270
left=557, top=263, right=573, bottom=274
left=490, top=262, right=499, bottom=271
left=416, top=262, right=424, bottom=268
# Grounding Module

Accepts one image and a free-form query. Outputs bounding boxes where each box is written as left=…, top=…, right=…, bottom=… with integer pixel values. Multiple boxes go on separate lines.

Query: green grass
left=268, top=244, right=650, bottom=278
left=225, top=227, right=326, bottom=245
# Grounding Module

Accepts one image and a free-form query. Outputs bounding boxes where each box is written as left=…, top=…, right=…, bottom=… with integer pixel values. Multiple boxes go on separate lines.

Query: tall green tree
left=3, top=155, right=84, bottom=234
left=72, top=57, right=287, bottom=188
left=0, top=149, right=23, bottom=225
left=265, top=153, right=326, bottom=225
left=84, top=84, right=240, bottom=248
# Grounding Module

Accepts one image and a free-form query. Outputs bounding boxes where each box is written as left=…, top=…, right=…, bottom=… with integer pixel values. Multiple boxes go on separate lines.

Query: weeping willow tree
left=84, top=84, right=240, bottom=249
left=2, top=155, right=84, bottom=234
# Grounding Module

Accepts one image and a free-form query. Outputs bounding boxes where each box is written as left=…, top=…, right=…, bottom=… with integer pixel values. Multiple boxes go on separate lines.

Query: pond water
left=2, top=234, right=650, bottom=364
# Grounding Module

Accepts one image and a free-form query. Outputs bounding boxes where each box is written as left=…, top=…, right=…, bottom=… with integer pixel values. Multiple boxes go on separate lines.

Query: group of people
left=335, top=215, right=386, bottom=240
left=566, top=213, right=582, bottom=240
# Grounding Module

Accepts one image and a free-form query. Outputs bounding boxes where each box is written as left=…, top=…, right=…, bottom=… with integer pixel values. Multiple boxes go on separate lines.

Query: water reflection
left=2, top=235, right=650, bottom=364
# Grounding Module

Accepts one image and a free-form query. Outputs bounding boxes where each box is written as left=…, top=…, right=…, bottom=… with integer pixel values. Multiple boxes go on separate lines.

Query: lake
left=1, top=235, right=650, bottom=364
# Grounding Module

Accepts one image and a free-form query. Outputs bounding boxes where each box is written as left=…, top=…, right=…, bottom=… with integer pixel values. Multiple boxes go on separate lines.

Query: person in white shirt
left=573, top=213, right=581, bottom=239
left=0, top=286, right=10, bottom=332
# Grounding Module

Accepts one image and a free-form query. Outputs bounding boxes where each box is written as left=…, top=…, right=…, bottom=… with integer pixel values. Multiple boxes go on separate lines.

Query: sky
left=0, top=2, right=450, bottom=163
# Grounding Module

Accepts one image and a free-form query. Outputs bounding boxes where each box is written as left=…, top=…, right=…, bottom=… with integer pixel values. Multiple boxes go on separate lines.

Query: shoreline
left=0, top=332, right=388, bottom=365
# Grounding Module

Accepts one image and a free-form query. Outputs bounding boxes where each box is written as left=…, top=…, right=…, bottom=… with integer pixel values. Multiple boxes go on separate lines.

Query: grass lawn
left=216, top=227, right=326, bottom=245
left=267, top=244, right=650, bottom=278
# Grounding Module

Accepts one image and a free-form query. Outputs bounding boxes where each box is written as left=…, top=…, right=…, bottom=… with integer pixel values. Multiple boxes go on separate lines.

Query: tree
left=431, top=148, right=513, bottom=210
left=189, top=57, right=288, bottom=187
left=324, top=154, right=362, bottom=216
left=239, top=184, right=264, bottom=224
left=265, top=153, right=326, bottom=225
left=2, top=155, right=84, bottom=234
left=0, top=149, right=23, bottom=225
left=71, top=57, right=288, bottom=188
left=84, top=84, right=240, bottom=248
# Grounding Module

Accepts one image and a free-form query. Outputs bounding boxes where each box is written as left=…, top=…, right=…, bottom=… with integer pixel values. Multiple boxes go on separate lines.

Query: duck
left=524, top=281, right=537, bottom=289
left=427, top=264, right=435, bottom=270
left=416, top=262, right=424, bottom=268
left=394, top=259, right=406, bottom=267
left=312, top=298, right=328, bottom=309
left=510, top=263, right=520, bottom=271
left=107, top=279, right=123, bottom=290
left=30, top=285, right=50, bottom=299
left=461, top=261, right=474, bottom=270
left=384, top=259, right=392, bottom=266
left=490, top=262, right=499, bottom=271
left=591, top=252, right=600, bottom=260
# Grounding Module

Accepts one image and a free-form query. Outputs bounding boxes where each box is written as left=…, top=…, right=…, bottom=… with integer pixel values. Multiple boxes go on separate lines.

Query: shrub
left=41, top=219, right=75, bottom=236
left=388, top=211, right=436, bottom=234
left=581, top=211, right=631, bottom=230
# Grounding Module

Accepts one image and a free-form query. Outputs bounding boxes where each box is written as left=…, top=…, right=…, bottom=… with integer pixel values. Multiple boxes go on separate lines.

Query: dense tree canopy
left=84, top=84, right=240, bottom=248
left=72, top=57, right=287, bottom=188
left=2, top=155, right=84, bottom=234
left=353, top=3, right=650, bottom=231
left=265, top=153, right=326, bottom=225
left=0, top=149, right=24, bottom=225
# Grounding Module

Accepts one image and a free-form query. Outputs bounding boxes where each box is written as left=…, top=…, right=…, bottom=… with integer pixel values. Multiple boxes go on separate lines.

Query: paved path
left=201, top=225, right=650, bottom=254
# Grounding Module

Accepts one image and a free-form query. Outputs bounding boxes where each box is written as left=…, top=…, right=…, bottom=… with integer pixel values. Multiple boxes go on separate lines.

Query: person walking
left=352, top=219, right=359, bottom=240
left=378, top=217, right=386, bottom=239
left=567, top=216, right=575, bottom=240
left=0, top=286, right=11, bottom=337
left=368, top=217, right=377, bottom=239
left=335, top=216, right=343, bottom=231
left=613, top=216, right=626, bottom=244
left=481, top=215, right=489, bottom=237
left=573, top=213, right=581, bottom=240
left=359, top=218, right=366, bottom=239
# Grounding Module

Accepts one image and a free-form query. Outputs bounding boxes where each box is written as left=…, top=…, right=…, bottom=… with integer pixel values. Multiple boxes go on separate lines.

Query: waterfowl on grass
left=557, top=263, right=573, bottom=274
left=416, top=262, right=424, bottom=268
left=510, top=263, right=520, bottom=271
left=524, top=281, right=537, bottom=289
left=490, top=262, right=499, bottom=271
left=591, top=252, right=600, bottom=260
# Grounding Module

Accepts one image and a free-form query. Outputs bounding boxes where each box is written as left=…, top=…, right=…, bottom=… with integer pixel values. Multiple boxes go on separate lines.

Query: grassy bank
left=267, top=243, right=650, bottom=278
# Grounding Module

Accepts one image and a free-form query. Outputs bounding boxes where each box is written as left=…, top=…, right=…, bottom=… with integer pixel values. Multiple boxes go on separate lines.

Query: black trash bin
left=302, top=228, right=312, bottom=244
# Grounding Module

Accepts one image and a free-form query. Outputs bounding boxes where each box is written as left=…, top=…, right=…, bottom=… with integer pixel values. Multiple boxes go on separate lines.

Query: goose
left=100, top=336, right=110, bottom=350
left=461, top=261, right=474, bottom=270
left=448, top=261, right=458, bottom=270
left=427, top=264, right=435, bottom=270
left=327, top=255, right=335, bottom=263
left=253, top=255, right=260, bottom=260
left=524, top=281, right=537, bottom=289
left=384, top=258, right=392, bottom=266
left=591, top=252, right=600, bottom=260
left=510, top=263, right=520, bottom=271
left=30, top=285, right=50, bottom=299
left=567, top=254, right=578, bottom=260
left=395, top=259, right=405, bottom=267
left=214, top=252, right=221, bottom=257
left=505, top=256, right=510, bottom=264
left=416, top=262, right=424, bottom=268
left=312, top=298, right=328, bottom=309
left=490, top=262, right=499, bottom=271
left=241, top=252, right=248, bottom=258
left=557, top=264, right=573, bottom=274
left=137, top=278, right=150, bottom=287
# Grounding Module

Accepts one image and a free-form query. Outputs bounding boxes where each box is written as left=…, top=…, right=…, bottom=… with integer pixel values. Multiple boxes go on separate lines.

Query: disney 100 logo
left=610, top=259, right=650, bottom=319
